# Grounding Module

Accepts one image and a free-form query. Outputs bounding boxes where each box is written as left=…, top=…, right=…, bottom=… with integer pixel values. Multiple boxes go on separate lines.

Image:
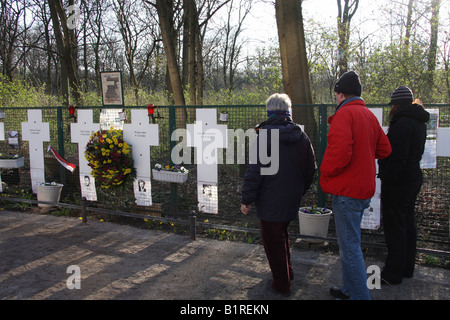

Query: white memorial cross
left=70, top=110, right=101, bottom=201
left=187, top=109, right=228, bottom=182
left=0, top=122, right=4, bottom=141
left=123, top=109, right=159, bottom=206
left=21, top=109, right=50, bottom=193
left=437, top=128, right=450, bottom=157
left=360, top=108, right=384, bottom=230
left=187, top=109, right=228, bottom=214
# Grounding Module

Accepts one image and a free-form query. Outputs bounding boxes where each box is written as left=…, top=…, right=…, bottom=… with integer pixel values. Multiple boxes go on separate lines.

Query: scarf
left=267, top=110, right=291, bottom=118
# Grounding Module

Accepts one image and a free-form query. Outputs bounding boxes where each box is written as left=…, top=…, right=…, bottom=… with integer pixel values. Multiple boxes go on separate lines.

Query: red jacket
left=320, top=98, right=391, bottom=199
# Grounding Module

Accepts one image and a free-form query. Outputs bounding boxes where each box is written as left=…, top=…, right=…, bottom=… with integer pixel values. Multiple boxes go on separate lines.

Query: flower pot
left=36, top=183, right=63, bottom=208
left=0, top=157, right=24, bottom=169
left=298, top=207, right=332, bottom=243
left=152, top=169, right=188, bottom=183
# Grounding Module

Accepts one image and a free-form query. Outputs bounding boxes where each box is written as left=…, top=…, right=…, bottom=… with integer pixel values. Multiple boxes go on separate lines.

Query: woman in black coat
left=378, top=86, right=430, bottom=285
left=241, top=93, right=317, bottom=296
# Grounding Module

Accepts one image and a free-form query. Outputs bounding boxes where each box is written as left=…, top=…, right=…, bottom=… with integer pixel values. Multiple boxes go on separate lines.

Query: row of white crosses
left=18, top=108, right=226, bottom=213
left=14, top=108, right=450, bottom=217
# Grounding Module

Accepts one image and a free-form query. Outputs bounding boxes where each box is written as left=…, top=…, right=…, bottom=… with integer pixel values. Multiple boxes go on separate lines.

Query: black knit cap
left=389, top=86, right=414, bottom=105
left=334, top=71, right=362, bottom=96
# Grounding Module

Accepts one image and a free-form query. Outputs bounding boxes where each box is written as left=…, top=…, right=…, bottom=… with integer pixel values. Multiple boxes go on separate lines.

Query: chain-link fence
left=0, top=104, right=449, bottom=253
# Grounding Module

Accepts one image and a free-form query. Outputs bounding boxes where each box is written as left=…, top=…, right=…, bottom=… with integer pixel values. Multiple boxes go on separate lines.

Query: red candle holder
left=68, top=105, right=76, bottom=118
left=147, top=104, right=155, bottom=117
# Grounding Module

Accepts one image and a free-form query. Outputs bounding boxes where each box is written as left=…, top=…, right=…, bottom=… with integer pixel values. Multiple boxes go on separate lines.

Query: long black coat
left=378, top=103, right=430, bottom=184
left=241, top=113, right=317, bottom=222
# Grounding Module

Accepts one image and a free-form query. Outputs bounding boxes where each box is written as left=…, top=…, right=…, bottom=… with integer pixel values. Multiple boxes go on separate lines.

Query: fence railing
left=0, top=104, right=449, bottom=255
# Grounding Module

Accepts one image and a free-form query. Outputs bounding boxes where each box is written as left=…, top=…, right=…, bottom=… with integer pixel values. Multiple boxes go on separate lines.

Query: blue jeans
left=332, top=195, right=371, bottom=300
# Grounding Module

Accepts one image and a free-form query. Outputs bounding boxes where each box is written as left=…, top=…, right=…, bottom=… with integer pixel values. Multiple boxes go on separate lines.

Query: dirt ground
left=0, top=210, right=449, bottom=302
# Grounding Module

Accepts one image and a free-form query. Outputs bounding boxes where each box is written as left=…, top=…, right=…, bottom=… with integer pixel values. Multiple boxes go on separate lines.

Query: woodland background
left=0, top=0, right=449, bottom=110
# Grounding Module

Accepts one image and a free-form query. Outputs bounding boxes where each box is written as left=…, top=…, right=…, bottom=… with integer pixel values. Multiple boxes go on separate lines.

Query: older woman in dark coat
left=241, top=93, right=317, bottom=296
left=378, top=86, right=430, bottom=285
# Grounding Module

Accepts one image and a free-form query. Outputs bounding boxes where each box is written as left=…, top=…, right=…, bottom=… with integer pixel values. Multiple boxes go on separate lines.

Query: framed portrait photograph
left=100, top=71, right=124, bottom=106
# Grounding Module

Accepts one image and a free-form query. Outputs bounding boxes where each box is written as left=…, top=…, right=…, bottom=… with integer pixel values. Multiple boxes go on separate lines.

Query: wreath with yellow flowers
left=85, top=129, right=136, bottom=189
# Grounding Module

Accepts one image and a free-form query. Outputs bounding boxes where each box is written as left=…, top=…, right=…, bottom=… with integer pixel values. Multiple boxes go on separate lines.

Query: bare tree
left=404, top=0, right=415, bottom=48
left=426, top=0, right=441, bottom=96
left=48, top=0, right=82, bottom=106
left=337, top=0, right=359, bottom=76
left=113, top=0, right=159, bottom=104
left=220, top=0, right=252, bottom=92
left=183, top=0, right=231, bottom=104
left=151, top=0, right=186, bottom=107
left=0, top=0, right=36, bottom=80
left=275, top=0, right=315, bottom=137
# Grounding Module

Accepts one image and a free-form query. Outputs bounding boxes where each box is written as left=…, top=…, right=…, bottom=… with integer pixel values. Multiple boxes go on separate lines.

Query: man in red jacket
left=320, top=71, right=391, bottom=300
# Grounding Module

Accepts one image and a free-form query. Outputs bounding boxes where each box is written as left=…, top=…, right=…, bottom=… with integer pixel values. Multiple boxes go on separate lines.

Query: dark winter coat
left=241, top=113, right=317, bottom=222
left=378, top=103, right=430, bottom=184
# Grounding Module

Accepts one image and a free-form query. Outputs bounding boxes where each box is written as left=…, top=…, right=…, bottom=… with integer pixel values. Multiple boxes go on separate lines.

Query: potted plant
left=152, top=164, right=188, bottom=183
left=0, top=153, right=24, bottom=169
left=36, top=182, right=64, bottom=208
left=298, top=206, right=332, bottom=243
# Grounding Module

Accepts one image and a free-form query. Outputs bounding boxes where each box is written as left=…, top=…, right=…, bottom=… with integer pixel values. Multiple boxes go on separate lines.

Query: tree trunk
left=155, top=0, right=186, bottom=107
left=48, top=0, right=82, bottom=107
left=404, top=0, right=415, bottom=48
left=426, top=0, right=441, bottom=99
left=337, top=0, right=359, bottom=76
left=187, top=0, right=197, bottom=105
left=275, top=0, right=316, bottom=139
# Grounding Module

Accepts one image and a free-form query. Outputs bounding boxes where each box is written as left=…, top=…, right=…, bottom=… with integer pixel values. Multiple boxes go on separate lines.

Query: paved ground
left=0, top=210, right=449, bottom=302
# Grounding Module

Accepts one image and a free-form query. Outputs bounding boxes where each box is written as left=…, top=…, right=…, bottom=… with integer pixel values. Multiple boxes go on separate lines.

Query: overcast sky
left=240, top=0, right=449, bottom=53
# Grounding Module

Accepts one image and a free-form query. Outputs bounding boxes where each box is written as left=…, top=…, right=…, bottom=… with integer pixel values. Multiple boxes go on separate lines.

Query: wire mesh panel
left=0, top=104, right=448, bottom=251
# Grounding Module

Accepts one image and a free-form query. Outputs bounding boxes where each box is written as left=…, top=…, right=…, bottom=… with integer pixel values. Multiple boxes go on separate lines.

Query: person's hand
left=241, top=204, right=251, bottom=215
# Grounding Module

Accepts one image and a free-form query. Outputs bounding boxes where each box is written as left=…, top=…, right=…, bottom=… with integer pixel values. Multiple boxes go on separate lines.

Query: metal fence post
left=56, top=106, right=67, bottom=192
left=189, top=210, right=196, bottom=240
left=317, top=104, right=328, bottom=207
left=81, top=197, right=87, bottom=223
left=168, top=105, right=178, bottom=214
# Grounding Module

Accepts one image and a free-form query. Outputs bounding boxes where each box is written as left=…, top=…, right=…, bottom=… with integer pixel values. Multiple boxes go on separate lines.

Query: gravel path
left=1, top=210, right=449, bottom=301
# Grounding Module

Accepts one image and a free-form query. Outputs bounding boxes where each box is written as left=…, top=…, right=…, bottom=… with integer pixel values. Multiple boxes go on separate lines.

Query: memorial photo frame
left=100, top=71, right=124, bottom=106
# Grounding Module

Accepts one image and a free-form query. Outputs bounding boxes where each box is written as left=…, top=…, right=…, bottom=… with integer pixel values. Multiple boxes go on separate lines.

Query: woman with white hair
left=241, top=93, right=317, bottom=296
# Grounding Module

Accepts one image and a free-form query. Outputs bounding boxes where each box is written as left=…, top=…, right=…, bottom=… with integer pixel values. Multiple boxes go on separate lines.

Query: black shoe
left=329, top=286, right=349, bottom=300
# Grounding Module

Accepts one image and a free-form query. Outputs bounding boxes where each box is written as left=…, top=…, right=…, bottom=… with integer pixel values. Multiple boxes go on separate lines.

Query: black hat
left=389, top=86, right=414, bottom=105
left=334, top=71, right=362, bottom=96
